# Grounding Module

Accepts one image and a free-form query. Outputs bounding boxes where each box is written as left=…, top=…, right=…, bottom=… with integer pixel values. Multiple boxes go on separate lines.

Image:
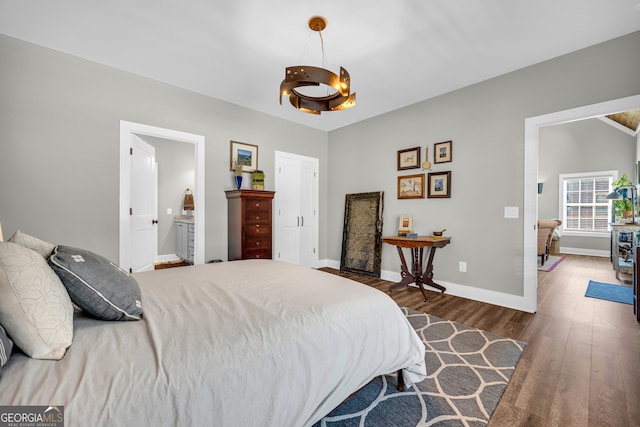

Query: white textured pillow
left=8, top=230, right=56, bottom=258
left=0, top=242, right=73, bottom=360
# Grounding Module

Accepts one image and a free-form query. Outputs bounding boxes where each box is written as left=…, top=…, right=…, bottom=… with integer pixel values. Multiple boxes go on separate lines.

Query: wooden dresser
left=225, top=190, right=275, bottom=260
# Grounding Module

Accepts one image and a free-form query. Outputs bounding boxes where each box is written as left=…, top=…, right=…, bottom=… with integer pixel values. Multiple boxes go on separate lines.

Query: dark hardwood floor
left=320, top=254, right=640, bottom=426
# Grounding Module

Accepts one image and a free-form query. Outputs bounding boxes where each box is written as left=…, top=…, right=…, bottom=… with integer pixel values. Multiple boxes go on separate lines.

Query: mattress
left=0, top=260, right=426, bottom=426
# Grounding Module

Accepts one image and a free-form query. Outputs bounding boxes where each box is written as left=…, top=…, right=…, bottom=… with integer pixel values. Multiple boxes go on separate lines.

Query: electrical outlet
left=459, top=261, right=467, bottom=272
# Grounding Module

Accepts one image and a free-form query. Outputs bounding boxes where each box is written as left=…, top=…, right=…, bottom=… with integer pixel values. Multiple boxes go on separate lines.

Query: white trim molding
left=119, top=120, right=205, bottom=270
left=524, top=94, right=640, bottom=313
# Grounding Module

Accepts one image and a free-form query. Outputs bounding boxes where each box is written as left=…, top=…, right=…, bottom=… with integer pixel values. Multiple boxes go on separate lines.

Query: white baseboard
left=321, top=259, right=534, bottom=313
left=558, top=247, right=610, bottom=257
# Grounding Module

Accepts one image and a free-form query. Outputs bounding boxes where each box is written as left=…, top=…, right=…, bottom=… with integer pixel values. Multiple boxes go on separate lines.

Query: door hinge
left=313, top=248, right=316, bottom=254
left=129, top=208, right=133, bottom=215
left=130, top=147, right=133, bottom=155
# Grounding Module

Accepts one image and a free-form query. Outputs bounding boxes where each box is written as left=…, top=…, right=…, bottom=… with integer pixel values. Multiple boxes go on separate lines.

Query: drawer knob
left=255, top=203, right=260, bottom=207
left=256, top=216, right=260, bottom=220
left=256, top=241, right=260, bottom=246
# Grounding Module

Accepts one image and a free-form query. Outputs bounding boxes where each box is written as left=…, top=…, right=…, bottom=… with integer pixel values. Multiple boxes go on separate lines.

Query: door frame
left=119, top=120, right=205, bottom=270
left=523, top=94, right=640, bottom=313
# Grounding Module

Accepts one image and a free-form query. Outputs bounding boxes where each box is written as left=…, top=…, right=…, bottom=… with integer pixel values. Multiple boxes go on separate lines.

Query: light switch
left=166, top=208, right=173, bottom=215
left=504, top=207, right=519, bottom=218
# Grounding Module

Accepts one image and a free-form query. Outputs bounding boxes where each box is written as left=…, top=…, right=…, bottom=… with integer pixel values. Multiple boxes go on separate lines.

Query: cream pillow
left=0, top=242, right=73, bottom=360
left=8, top=230, right=56, bottom=258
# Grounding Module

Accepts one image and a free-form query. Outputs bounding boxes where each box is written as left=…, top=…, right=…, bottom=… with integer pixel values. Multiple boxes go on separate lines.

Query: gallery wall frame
left=428, top=171, right=451, bottom=198
left=230, top=141, right=258, bottom=172
left=398, top=174, right=425, bottom=199
left=397, top=147, right=421, bottom=170
left=434, top=140, right=452, bottom=164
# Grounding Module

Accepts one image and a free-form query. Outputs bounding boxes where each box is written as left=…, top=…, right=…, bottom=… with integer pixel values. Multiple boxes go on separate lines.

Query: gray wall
left=326, top=31, right=640, bottom=296
left=538, top=119, right=636, bottom=253
left=1, top=30, right=639, bottom=304
left=0, top=34, right=329, bottom=263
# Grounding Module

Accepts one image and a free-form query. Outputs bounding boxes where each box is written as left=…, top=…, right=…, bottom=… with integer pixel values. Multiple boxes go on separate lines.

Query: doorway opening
left=524, top=94, right=640, bottom=312
left=119, top=121, right=205, bottom=271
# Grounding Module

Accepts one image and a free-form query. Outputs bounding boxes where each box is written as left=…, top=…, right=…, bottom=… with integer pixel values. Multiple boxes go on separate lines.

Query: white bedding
left=0, top=260, right=426, bottom=426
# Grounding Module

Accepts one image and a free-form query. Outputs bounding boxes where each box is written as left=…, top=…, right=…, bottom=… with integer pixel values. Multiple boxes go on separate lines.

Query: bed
left=0, top=258, right=426, bottom=426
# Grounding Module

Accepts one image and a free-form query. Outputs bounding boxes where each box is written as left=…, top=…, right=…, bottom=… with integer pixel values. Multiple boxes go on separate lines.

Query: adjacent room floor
left=322, top=254, right=640, bottom=426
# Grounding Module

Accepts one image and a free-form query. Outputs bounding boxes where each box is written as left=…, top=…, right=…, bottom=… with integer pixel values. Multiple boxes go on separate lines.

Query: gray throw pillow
left=0, top=324, right=13, bottom=370
left=49, top=246, right=143, bottom=321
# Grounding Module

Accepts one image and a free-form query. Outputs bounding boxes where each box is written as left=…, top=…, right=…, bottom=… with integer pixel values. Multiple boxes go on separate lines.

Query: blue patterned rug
left=585, top=280, right=633, bottom=304
left=314, top=308, right=526, bottom=426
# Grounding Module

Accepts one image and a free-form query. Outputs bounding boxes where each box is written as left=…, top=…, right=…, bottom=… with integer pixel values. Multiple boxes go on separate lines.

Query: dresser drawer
left=244, top=209, right=270, bottom=225
left=243, top=248, right=272, bottom=259
left=244, top=235, right=271, bottom=248
left=245, top=199, right=271, bottom=212
left=245, top=223, right=271, bottom=238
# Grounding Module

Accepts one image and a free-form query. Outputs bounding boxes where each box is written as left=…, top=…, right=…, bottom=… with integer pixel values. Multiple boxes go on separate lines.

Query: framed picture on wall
left=434, top=140, right=452, bottom=164
left=230, top=141, right=258, bottom=172
left=428, top=171, right=451, bottom=198
left=397, top=147, right=421, bottom=170
left=398, top=174, right=425, bottom=199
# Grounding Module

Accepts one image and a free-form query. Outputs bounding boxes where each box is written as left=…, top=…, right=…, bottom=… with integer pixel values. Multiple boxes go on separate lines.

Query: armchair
left=538, top=219, right=561, bottom=266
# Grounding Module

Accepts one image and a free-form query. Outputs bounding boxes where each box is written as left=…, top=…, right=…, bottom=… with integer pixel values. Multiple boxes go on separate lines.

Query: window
left=559, top=171, right=615, bottom=236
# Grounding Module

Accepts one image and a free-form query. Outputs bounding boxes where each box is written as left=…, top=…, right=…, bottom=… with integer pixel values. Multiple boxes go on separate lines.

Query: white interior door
left=276, top=156, right=301, bottom=264
left=298, top=158, right=317, bottom=267
left=130, top=135, right=157, bottom=272
left=274, top=151, right=319, bottom=267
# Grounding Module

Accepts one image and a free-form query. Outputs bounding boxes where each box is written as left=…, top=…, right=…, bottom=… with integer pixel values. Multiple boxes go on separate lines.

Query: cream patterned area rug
left=315, top=308, right=526, bottom=427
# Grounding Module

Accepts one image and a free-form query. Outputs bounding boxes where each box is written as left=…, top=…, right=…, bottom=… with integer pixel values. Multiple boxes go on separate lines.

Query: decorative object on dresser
left=225, top=190, right=275, bottom=260
left=397, top=147, right=421, bottom=170
left=433, top=140, right=452, bottom=163
left=427, top=171, right=451, bottom=198
left=251, top=170, right=265, bottom=190
left=340, top=192, right=384, bottom=278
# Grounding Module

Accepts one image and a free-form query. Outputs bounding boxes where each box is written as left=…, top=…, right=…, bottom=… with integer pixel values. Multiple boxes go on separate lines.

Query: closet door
left=274, top=152, right=319, bottom=267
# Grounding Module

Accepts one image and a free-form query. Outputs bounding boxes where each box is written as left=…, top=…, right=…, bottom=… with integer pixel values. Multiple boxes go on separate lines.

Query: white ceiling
left=1, top=0, right=640, bottom=131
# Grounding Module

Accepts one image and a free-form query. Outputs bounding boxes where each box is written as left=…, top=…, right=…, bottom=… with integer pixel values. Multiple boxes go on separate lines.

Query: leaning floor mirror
left=340, top=191, right=384, bottom=278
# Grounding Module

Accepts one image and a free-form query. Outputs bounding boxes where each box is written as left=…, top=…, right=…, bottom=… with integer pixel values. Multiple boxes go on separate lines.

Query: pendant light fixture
left=279, top=16, right=356, bottom=115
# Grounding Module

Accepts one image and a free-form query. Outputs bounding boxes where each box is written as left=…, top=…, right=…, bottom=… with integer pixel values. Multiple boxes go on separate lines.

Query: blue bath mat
left=585, top=280, right=633, bottom=305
